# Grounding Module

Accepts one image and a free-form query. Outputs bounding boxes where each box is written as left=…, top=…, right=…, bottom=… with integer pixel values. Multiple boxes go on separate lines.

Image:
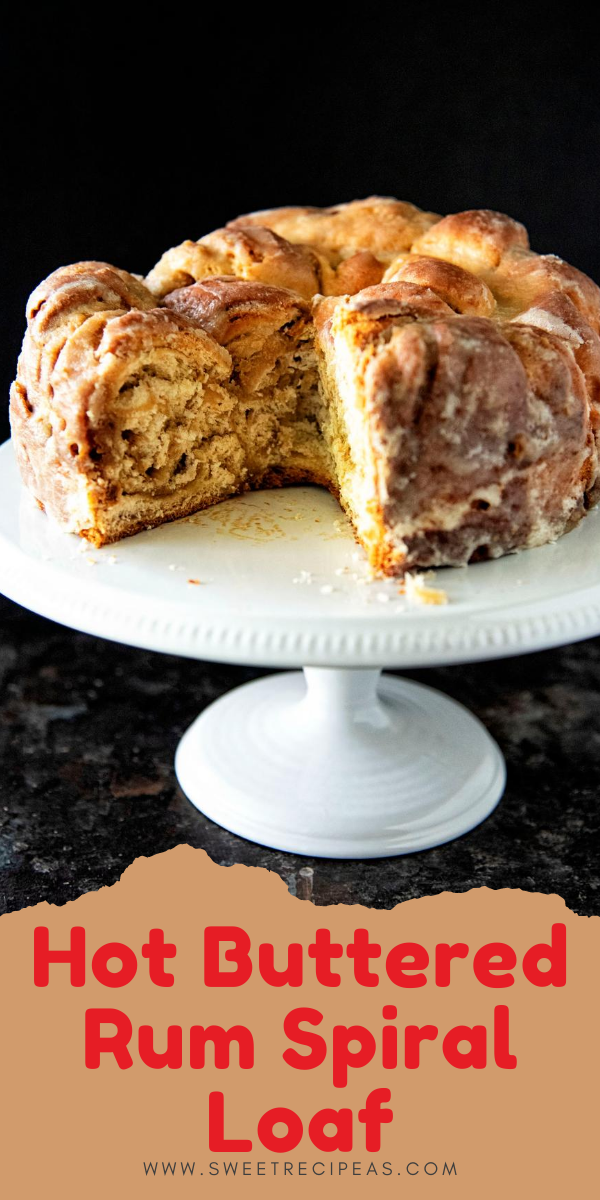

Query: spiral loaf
left=10, top=198, right=600, bottom=571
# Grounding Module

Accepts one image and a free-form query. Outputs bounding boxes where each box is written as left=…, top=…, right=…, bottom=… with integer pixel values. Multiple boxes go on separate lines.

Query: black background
left=2, top=17, right=599, bottom=438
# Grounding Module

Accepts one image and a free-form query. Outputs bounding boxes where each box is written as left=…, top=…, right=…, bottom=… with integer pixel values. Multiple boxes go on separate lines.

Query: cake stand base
left=175, top=668, right=505, bottom=857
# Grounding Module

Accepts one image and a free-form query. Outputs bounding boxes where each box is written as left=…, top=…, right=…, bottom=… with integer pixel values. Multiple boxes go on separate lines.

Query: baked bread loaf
left=11, top=200, right=600, bottom=573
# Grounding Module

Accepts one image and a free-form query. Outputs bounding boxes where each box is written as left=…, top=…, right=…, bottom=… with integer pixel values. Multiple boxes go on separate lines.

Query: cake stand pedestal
left=2, top=438, right=600, bottom=857
left=176, top=667, right=504, bottom=856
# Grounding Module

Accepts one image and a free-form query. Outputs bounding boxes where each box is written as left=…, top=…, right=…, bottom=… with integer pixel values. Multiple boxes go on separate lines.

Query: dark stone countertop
left=0, top=593, right=598, bottom=916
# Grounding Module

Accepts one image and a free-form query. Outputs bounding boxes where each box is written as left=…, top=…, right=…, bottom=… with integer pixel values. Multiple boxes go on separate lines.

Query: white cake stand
left=2, top=438, right=600, bottom=858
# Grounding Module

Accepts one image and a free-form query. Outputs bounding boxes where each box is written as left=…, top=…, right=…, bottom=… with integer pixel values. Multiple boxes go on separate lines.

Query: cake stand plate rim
left=1, top=438, right=600, bottom=668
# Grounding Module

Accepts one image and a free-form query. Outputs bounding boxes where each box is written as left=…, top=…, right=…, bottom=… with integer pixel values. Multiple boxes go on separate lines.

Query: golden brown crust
left=227, top=196, right=440, bottom=264
left=146, top=225, right=323, bottom=301
left=411, top=209, right=529, bottom=270
left=512, top=291, right=600, bottom=436
left=383, top=255, right=496, bottom=316
left=313, top=282, right=454, bottom=347
left=322, top=250, right=385, bottom=295
left=26, top=261, right=156, bottom=327
left=493, top=252, right=600, bottom=330
left=163, top=276, right=311, bottom=347
left=346, top=281, right=455, bottom=321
